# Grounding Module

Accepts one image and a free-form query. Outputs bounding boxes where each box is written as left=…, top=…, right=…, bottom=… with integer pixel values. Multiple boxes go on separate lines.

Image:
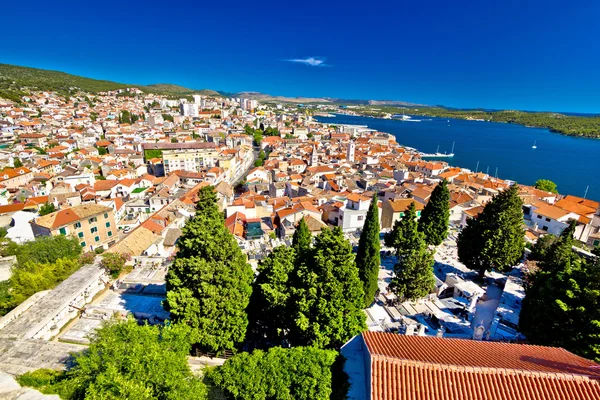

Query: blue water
left=315, top=114, right=600, bottom=200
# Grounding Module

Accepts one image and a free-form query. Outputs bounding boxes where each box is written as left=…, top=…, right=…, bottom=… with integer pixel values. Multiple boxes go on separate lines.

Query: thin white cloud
left=285, top=57, right=329, bottom=67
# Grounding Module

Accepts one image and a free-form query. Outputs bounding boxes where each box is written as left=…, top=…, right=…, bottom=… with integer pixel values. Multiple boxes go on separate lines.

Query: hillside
left=0, top=63, right=134, bottom=101
left=0, top=63, right=222, bottom=102
left=145, top=84, right=221, bottom=97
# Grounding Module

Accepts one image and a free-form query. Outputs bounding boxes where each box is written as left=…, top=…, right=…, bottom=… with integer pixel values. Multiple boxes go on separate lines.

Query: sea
left=314, top=114, right=600, bottom=201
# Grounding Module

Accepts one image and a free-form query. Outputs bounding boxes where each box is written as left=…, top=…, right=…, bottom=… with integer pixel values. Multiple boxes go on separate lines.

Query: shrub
left=101, top=252, right=131, bottom=278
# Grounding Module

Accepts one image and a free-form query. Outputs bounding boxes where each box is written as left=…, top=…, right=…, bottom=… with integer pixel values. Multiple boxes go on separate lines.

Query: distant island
left=351, top=106, right=600, bottom=139
left=1, top=62, right=600, bottom=138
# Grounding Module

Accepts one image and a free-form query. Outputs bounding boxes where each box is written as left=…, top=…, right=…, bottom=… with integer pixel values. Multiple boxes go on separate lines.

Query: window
left=537, top=215, right=542, bottom=219
left=80, top=242, right=86, bottom=247
left=542, top=225, right=549, bottom=231
left=89, top=217, right=97, bottom=224
left=78, top=232, right=84, bottom=238
left=593, top=239, right=600, bottom=246
left=545, top=217, right=551, bottom=222
left=357, top=215, right=364, bottom=221
left=95, top=236, right=100, bottom=242
left=59, top=227, right=67, bottom=235
left=108, top=231, right=113, bottom=237
left=104, top=213, right=109, bottom=218
left=105, top=222, right=111, bottom=228
left=90, top=227, right=98, bottom=234
left=74, top=222, right=81, bottom=229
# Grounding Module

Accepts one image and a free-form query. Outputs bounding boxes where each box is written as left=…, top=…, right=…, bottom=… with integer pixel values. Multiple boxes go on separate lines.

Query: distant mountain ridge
left=0, top=62, right=422, bottom=105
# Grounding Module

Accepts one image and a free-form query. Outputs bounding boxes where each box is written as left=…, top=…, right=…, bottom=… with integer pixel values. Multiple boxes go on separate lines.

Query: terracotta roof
left=534, top=203, right=571, bottom=220
left=34, top=203, right=112, bottom=229
left=387, top=199, right=424, bottom=213
left=364, top=332, right=600, bottom=400
left=555, top=198, right=596, bottom=216
left=0, top=203, right=25, bottom=214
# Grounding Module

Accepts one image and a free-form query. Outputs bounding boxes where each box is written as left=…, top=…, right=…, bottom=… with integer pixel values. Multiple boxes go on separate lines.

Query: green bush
left=207, top=346, right=342, bottom=400
left=17, top=368, right=63, bottom=389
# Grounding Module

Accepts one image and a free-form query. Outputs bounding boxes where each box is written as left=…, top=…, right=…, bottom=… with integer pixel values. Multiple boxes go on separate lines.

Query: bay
left=314, top=114, right=600, bottom=200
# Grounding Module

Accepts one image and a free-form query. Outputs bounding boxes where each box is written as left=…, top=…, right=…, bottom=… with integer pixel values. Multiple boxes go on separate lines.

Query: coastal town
left=0, top=85, right=599, bottom=399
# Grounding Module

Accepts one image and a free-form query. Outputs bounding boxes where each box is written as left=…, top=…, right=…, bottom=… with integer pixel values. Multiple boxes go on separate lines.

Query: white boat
left=421, top=141, right=455, bottom=158
left=392, top=114, right=421, bottom=122
left=532, top=140, right=537, bottom=149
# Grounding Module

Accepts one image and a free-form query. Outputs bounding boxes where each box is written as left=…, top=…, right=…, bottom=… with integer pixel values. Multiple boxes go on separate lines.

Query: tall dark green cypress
left=389, top=202, right=435, bottom=301
left=418, top=179, right=450, bottom=245
left=356, top=194, right=381, bottom=307
left=165, top=185, right=254, bottom=354
left=292, top=217, right=312, bottom=266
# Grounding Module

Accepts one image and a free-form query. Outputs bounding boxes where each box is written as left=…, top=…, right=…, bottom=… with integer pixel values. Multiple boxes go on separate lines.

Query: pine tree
left=388, top=203, right=435, bottom=301
left=418, top=179, right=450, bottom=245
left=165, top=186, right=254, bottom=354
left=385, top=202, right=421, bottom=258
left=391, top=245, right=436, bottom=301
left=356, top=194, right=381, bottom=307
left=457, top=184, right=525, bottom=277
left=520, top=239, right=600, bottom=362
left=247, top=246, right=296, bottom=348
left=291, top=227, right=366, bottom=349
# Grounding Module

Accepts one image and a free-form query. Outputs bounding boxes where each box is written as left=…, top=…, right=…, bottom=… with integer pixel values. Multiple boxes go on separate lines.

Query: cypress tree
left=165, top=186, right=254, bottom=354
left=291, top=227, right=366, bottom=349
left=385, top=202, right=421, bottom=258
left=247, top=246, right=296, bottom=348
left=389, top=203, right=435, bottom=301
left=457, top=184, right=525, bottom=277
left=292, top=217, right=312, bottom=255
left=356, top=194, right=381, bottom=307
left=418, top=179, right=450, bottom=245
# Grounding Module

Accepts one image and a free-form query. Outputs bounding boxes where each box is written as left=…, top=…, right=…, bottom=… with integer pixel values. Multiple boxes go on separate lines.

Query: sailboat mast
left=451, top=141, right=455, bottom=154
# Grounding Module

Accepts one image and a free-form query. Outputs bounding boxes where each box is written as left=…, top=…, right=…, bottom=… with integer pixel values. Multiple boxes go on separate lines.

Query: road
left=230, top=145, right=257, bottom=186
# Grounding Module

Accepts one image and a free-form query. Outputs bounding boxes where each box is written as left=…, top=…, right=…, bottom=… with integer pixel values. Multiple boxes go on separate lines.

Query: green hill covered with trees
left=0, top=63, right=221, bottom=101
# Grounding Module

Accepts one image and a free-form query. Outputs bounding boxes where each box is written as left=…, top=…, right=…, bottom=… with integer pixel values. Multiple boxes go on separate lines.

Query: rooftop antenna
left=584, top=185, right=589, bottom=199
left=475, top=161, right=480, bottom=173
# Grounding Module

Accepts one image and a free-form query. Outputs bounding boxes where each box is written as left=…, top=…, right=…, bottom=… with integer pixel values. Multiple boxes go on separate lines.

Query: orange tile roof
left=0, top=203, right=25, bottom=214
left=555, top=198, right=596, bottom=216
left=387, top=199, right=424, bottom=213
left=535, top=203, right=571, bottom=220
left=34, top=204, right=112, bottom=229
left=364, top=332, right=600, bottom=400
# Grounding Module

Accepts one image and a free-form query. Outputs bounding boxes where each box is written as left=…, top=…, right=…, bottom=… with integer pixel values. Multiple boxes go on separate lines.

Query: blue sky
left=2, top=0, right=599, bottom=112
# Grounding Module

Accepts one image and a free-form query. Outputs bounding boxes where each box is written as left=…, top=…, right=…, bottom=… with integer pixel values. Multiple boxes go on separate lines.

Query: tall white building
left=193, top=95, right=202, bottom=105
left=347, top=141, right=356, bottom=163
left=180, top=103, right=199, bottom=118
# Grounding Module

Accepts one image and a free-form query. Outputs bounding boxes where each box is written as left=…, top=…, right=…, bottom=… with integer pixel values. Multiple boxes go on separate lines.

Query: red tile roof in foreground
left=363, top=332, right=600, bottom=400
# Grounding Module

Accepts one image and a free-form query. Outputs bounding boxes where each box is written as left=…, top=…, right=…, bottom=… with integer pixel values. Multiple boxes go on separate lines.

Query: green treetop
left=520, top=235, right=600, bottom=362
left=356, top=194, right=381, bottom=307
left=457, top=184, right=525, bottom=277
left=418, top=179, right=450, bottom=246
left=38, top=202, right=56, bottom=216
left=388, top=203, right=435, bottom=301
left=385, top=202, right=421, bottom=258
left=534, top=179, right=558, bottom=194
left=292, top=217, right=312, bottom=262
left=207, top=346, right=341, bottom=400
left=247, top=246, right=296, bottom=348
left=291, top=227, right=366, bottom=349
left=165, top=185, right=253, bottom=354
left=249, top=226, right=366, bottom=350
left=17, top=318, right=207, bottom=399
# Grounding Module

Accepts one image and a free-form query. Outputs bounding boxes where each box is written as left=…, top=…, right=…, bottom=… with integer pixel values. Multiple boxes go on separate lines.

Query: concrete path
left=472, top=284, right=502, bottom=330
